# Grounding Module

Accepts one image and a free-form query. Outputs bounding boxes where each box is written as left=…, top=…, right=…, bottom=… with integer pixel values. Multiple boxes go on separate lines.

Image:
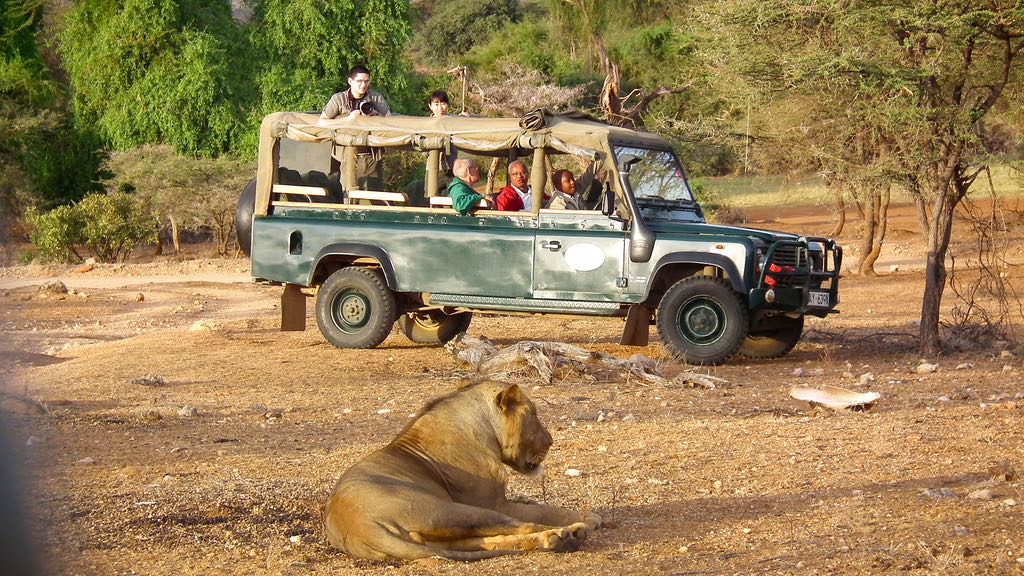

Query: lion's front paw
left=566, top=521, right=589, bottom=541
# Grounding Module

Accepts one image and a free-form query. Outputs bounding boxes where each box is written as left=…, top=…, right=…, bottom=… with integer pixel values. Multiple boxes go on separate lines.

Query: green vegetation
left=28, top=191, right=151, bottom=263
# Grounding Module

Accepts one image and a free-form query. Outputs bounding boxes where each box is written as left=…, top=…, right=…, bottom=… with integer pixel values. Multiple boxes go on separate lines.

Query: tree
left=416, top=0, right=521, bottom=64
left=59, top=0, right=246, bottom=157
left=704, top=0, right=1024, bottom=355
left=104, top=145, right=253, bottom=255
left=248, top=0, right=412, bottom=120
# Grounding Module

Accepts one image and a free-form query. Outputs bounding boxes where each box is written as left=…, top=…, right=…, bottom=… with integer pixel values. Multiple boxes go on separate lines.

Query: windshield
left=613, top=145, right=694, bottom=202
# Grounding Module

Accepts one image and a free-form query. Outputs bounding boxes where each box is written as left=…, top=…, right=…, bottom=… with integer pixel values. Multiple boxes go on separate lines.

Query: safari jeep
left=236, top=110, right=841, bottom=365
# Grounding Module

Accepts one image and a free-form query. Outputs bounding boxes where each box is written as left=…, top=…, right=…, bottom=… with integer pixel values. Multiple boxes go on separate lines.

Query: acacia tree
left=105, top=145, right=252, bottom=255
left=706, top=0, right=1024, bottom=355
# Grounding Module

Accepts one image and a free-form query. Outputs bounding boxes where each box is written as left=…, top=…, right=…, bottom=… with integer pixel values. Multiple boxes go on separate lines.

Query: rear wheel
left=398, top=310, right=472, bottom=344
left=315, top=267, right=396, bottom=349
left=738, top=314, right=804, bottom=359
left=656, top=276, right=748, bottom=366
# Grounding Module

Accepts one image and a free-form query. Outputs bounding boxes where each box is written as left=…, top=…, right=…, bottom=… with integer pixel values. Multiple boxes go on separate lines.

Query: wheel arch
left=309, top=243, right=398, bottom=288
left=645, top=253, right=746, bottom=304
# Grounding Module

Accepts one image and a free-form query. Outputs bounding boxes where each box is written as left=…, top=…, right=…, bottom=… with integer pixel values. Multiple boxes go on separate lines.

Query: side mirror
left=601, top=186, right=615, bottom=216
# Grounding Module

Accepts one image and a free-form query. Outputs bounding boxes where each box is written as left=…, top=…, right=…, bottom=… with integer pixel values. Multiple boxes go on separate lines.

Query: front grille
left=771, top=244, right=808, bottom=269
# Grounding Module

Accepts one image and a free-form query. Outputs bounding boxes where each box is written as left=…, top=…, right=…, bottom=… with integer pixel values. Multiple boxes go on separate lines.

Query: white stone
left=564, top=468, right=582, bottom=477
left=916, top=362, right=939, bottom=374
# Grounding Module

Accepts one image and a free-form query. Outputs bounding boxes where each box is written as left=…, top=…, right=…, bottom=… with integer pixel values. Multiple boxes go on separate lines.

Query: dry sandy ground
left=1, top=205, right=1023, bottom=575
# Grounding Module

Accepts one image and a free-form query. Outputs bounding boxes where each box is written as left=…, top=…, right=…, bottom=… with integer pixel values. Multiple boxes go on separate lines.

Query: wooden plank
left=273, top=184, right=328, bottom=196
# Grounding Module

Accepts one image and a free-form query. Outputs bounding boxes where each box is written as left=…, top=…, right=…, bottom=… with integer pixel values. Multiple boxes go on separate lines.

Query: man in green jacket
left=447, top=158, right=488, bottom=215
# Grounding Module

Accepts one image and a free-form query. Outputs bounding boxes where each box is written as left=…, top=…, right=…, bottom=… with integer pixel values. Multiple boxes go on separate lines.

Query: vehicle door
left=532, top=210, right=628, bottom=300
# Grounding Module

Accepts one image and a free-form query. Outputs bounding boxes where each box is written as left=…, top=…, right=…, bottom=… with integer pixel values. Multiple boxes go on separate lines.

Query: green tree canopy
left=59, top=0, right=245, bottom=157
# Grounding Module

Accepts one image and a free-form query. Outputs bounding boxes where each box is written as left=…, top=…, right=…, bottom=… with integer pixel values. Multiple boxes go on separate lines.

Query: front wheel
left=315, top=267, right=396, bottom=349
left=398, top=310, right=473, bottom=344
left=738, top=314, right=804, bottom=359
left=656, top=276, right=748, bottom=366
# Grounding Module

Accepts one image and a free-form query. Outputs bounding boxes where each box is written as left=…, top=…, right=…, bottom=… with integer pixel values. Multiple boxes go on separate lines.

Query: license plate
left=808, top=290, right=829, bottom=307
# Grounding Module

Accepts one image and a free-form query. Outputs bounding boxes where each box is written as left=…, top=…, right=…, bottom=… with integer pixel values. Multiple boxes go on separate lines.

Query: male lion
left=323, top=380, right=601, bottom=560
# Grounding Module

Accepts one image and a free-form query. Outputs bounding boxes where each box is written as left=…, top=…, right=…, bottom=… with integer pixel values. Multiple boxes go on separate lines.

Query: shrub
left=28, top=204, right=85, bottom=263
left=28, top=192, right=152, bottom=263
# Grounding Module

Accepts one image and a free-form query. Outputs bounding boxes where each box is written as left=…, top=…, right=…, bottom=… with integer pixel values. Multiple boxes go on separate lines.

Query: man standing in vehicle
left=319, top=64, right=391, bottom=183
left=320, top=64, right=391, bottom=121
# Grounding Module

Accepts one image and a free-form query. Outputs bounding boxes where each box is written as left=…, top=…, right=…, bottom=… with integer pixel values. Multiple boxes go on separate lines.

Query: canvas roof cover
left=255, top=109, right=670, bottom=212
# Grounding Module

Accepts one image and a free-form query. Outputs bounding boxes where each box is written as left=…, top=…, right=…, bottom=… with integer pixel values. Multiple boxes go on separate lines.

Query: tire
left=315, top=267, right=396, bottom=349
left=235, top=178, right=257, bottom=257
left=398, top=311, right=473, bottom=344
left=656, top=276, right=749, bottom=366
left=738, top=314, right=804, bottom=359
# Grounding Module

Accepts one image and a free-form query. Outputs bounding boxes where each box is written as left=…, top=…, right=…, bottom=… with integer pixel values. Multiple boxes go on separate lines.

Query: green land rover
left=235, top=110, right=841, bottom=365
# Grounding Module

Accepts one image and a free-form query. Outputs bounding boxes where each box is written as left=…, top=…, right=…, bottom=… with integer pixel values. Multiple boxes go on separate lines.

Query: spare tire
left=235, top=178, right=256, bottom=257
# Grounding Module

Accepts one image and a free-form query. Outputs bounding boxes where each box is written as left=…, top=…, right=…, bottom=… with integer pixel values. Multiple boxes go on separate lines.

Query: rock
left=953, top=525, right=970, bottom=536
left=188, top=319, right=223, bottom=332
left=1002, top=498, right=1017, bottom=507
left=842, top=371, right=855, bottom=379
left=792, top=367, right=806, bottom=377
left=858, top=372, right=875, bottom=385
left=921, top=487, right=956, bottom=499
left=955, top=363, right=972, bottom=370
left=73, top=263, right=94, bottom=273
left=375, top=408, right=390, bottom=415
left=289, top=535, right=302, bottom=545
left=564, top=468, right=582, bottom=477
left=84, top=257, right=96, bottom=266
left=916, top=362, right=939, bottom=374
left=134, top=292, right=145, bottom=302
left=177, top=406, right=198, bottom=418
left=938, top=395, right=951, bottom=402
left=889, top=265, right=899, bottom=273
left=76, top=457, right=96, bottom=465
left=967, top=489, right=994, bottom=500
left=38, top=280, right=68, bottom=294
left=264, top=410, right=283, bottom=420
left=131, top=374, right=166, bottom=386
left=713, top=479, right=723, bottom=492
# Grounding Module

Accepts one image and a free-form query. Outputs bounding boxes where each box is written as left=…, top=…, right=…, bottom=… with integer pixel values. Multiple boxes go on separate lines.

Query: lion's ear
left=495, top=384, right=523, bottom=413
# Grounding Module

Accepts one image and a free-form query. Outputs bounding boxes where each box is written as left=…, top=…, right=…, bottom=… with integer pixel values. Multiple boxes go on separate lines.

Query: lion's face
left=495, top=385, right=553, bottom=476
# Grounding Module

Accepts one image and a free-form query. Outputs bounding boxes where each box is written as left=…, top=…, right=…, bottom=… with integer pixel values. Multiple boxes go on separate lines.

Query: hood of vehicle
left=647, top=221, right=799, bottom=243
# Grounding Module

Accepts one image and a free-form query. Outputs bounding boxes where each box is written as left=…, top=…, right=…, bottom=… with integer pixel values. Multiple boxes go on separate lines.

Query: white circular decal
left=563, top=243, right=606, bottom=272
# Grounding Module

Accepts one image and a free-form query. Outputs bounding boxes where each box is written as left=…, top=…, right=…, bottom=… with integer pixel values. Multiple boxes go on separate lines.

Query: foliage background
left=2, top=0, right=1022, bottom=266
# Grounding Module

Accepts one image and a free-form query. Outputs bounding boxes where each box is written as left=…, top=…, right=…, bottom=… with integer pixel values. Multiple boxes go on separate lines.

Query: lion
left=322, top=380, right=601, bottom=561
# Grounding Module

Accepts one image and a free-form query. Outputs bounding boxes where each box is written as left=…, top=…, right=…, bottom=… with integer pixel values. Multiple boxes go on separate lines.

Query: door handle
left=541, top=240, right=562, bottom=251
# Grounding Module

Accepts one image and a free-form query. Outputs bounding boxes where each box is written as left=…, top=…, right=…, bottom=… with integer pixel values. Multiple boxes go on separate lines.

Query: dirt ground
left=1, top=203, right=1023, bottom=575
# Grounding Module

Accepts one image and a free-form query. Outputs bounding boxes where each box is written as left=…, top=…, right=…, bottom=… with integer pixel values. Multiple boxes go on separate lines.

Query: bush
left=29, top=192, right=152, bottom=263
left=28, top=204, right=85, bottom=263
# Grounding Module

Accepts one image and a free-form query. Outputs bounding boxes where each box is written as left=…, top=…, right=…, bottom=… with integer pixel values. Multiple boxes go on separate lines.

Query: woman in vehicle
left=547, top=169, right=582, bottom=210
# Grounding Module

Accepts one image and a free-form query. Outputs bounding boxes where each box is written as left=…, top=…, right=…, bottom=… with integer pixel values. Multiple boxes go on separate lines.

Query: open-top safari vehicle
left=236, top=109, right=841, bottom=365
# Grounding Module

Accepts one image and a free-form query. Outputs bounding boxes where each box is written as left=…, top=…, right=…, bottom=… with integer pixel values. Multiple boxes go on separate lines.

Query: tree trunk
left=857, top=189, right=878, bottom=276
left=169, top=214, right=181, bottom=255
left=913, top=194, right=930, bottom=240
left=828, top=182, right=846, bottom=237
left=919, top=152, right=966, bottom=356
left=860, top=184, right=890, bottom=274
left=920, top=200, right=955, bottom=356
